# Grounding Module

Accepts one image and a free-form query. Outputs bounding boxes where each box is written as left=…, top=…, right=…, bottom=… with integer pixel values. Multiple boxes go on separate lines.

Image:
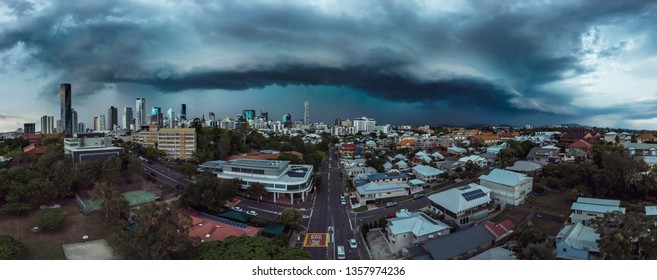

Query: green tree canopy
left=0, top=235, right=28, bottom=260
left=593, top=211, right=657, bottom=259
left=32, top=208, right=64, bottom=230
left=276, top=208, right=303, bottom=229
left=196, top=236, right=310, bottom=260
left=90, top=182, right=129, bottom=225
left=111, top=203, right=192, bottom=259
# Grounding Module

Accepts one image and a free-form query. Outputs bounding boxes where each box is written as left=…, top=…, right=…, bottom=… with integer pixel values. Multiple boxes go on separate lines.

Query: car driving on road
left=231, top=206, right=243, bottom=212
left=246, top=210, right=257, bottom=216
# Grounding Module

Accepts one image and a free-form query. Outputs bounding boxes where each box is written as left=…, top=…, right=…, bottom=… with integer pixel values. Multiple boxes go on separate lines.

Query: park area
left=76, top=181, right=162, bottom=214
left=0, top=198, right=108, bottom=259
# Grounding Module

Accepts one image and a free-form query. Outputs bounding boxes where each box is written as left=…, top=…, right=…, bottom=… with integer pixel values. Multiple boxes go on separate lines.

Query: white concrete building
left=479, top=169, right=533, bottom=206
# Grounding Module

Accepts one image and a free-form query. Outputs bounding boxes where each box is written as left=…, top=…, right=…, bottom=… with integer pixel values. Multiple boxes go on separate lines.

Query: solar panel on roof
left=198, top=212, right=247, bottom=228
left=462, top=189, right=486, bottom=201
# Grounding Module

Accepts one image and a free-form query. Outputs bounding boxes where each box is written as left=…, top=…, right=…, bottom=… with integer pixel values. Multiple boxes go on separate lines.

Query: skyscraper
left=151, top=107, right=163, bottom=126
left=283, top=113, right=292, bottom=128
left=41, top=115, right=54, bottom=134
left=261, top=111, right=269, bottom=122
left=135, top=98, right=146, bottom=129
left=60, top=83, right=72, bottom=136
left=167, top=108, right=175, bottom=128
left=96, top=114, right=106, bottom=131
left=123, top=107, right=133, bottom=130
left=208, top=112, right=215, bottom=121
left=78, top=122, right=85, bottom=133
left=242, top=110, right=255, bottom=121
left=303, top=101, right=310, bottom=125
left=24, top=123, right=36, bottom=135
left=93, top=117, right=98, bottom=131
left=180, top=104, right=187, bottom=120
left=108, top=106, right=118, bottom=131
left=72, top=109, right=78, bottom=134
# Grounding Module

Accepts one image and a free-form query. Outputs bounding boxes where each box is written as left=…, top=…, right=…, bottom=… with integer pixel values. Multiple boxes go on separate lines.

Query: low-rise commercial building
left=64, top=137, right=124, bottom=166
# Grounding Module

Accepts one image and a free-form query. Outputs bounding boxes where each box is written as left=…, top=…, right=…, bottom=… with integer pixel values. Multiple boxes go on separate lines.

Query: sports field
left=122, top=190, right=158, bottom=206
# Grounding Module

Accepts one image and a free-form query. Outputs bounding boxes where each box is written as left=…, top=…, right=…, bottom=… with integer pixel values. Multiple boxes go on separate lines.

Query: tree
left=196, top=236, right=310, bottom=260
left=520, top=241, right=555, bottom=260
left=592, top=211, right=657, bottom=259
left=179, top=162, right=198, bottom=179
left=304, top=150, right=326, bottom=170
left=276, top=208, right=303, bottom=229
left=23, top=178, right=57, bottom=205
left=512, top=226, right=547, bottom=246
left=0, top=235, right=28, bottom=260
left=0, top=202, right=32, bottom=215
left=278, top=152, right=304, bottom=164
left=180, top=175, right=238, bottom=211
left=111, top=203, right=192, bottom=259
left=32, top=208, right=64, bottom=230
left=90, top=182, right=129, bottom=225
left=246, top=183, right=268, bottom=201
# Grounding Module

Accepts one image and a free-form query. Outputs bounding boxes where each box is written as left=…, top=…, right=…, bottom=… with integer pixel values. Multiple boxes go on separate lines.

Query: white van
left=337, top=246, right=346, bottom=260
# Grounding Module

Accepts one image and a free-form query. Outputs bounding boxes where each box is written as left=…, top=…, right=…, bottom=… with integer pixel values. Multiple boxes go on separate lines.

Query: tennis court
left=122, top=190, right=158, bottom=207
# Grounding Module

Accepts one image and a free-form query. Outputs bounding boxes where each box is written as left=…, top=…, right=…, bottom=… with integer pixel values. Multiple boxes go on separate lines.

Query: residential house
left=526, top=145, right=561, bottom=165
left=458, top=155, right=488, bottom=168
left=412, top=165, right=445, bottom=182
left=338, top=143, right=366, bottom=158
left=386, top=210, right=451, bottom=253
left=356, top=181, right=411, bottom=205
left=396, top=138, right=417, bottom=150
left=472, top=134, right=501, bottom=146
left=556, top=222, right=601, bottom=260
left=498, top=132, right=520, bottom=140
left=406, top=220, right=515, bottom=260
left=559, top=132, right=584, bottom=144
left=570, top=197, right=625, bottom=225
left=603, top=132, right=619, bottom=143
left=366, top=170, right=408, bottom=183
left=645, top=206, right=657, bottom=216
left=428, top=183, right=494, bottom=226
left=184, top=209, right=261, bottom=244
left=479, top=169, right=533, bottom=206
left=486, top=142, right=507, bottom=154
left=470, top=247, right=517, bottom=260
left=346, top=166, right=378, bottom=180
left=569, top=140, right=593, bottom=150
left=479, top=152, right=499, bottom=163
left=430, top=151, right=445, bottom=160
left=623, top=142, right=657, bottom=157
left=394, top=160, right=409, bottom=170
left=505, top=160, right=542, bottom=175
left=636, top=132, right=657, bottom=143
left=435, top=160, right=465, bottom=174
left=447, top=145, right=466, bottom=155
left=383, top=162, right=393, bottom=171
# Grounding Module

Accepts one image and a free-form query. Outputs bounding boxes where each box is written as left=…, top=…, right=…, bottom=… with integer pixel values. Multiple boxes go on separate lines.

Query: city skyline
left=2, top=1, right=657, bottom=131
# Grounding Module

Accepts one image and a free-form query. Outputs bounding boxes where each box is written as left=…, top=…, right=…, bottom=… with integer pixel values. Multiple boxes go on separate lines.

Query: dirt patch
left=526, top=216, right=565, bottom=237
left=523, top=191, right=572, bottom=217
left=0, top=198, right=110, bottom=259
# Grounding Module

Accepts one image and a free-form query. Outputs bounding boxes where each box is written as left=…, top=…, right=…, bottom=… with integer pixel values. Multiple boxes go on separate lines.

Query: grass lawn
left=0, top=198, right=110, bottom=260
left=527, top=216, right=565, bottom=237
left=522, top=190, right=572, bottom=217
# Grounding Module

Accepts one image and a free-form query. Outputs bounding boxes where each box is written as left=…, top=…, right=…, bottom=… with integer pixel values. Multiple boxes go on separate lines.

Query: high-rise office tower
left=135, top=98, right=146, bottom=129
left=151, top=107, right=162, bottom=126
left=93, top=117, right=98, bottom=131
left=304, top=101, right=310, bottom=125
left=72, top=109, right=78, bottom=134
left=123, top=107, right=133, bottom=130
left=335, top=118, right=342, bottom=126
left=108, top=106, right=118, bottom=131
left=208, top=112, right=215, bottom=121
left=180, top=104, right=187, bottom=120
left=283, top=113, right=292, bottom=128
left=78, top=122, right=85, bottom=133
left=24, top=123, right=35, bottom=135
left=261, top=111, right=269, bottom=122
left=96, top=114, right=106, bottom=131
left=41, top=115, right=54, bottom=134
left=60, top=83, right=72, bottom=136
left=242, top=110, right=255, bottom=121
left=167, top=108, right=175, bottom=128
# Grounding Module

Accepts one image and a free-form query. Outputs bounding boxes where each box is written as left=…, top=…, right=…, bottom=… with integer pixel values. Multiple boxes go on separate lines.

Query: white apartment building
left=479, top=169, right=533, bottom=206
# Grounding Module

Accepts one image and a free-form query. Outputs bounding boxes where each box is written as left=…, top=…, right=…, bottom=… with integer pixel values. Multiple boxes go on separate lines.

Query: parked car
left=246, top=210, right=258, bottom=216
left=175, top=184, right=184, bottom=190
left=385, top=201, right=398, bottom=208
left=413, top=193, right=425, bottom=200
left=386, top=212, right=396, bottom=218
left=349, top=239, right=357, bottom=249
left=231, top=206, right=243, bottom=212
left=341, top=198, right=347, bottom=205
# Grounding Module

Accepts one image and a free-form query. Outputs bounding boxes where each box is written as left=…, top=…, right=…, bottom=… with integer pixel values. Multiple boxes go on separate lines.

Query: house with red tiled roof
left=559, top=132, right=584, bottom=144
left=183, top=209, right=261, bottom=244
left=396, top=138, right=417, bottom=150
left=338, top=143, right=367, bottom=158
left=498, top=132, right=520, bottom=139
left=569, top=140, right=593, bottom=150
left=22, top=134, right=65, bottom=156
left=471, top=134, right=501, bottom=146
left=637, top=132, right=657, bottom=143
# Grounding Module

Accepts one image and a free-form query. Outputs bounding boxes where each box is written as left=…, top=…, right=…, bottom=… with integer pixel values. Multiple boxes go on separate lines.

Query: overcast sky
left=1, top=0, right=657, bottom=131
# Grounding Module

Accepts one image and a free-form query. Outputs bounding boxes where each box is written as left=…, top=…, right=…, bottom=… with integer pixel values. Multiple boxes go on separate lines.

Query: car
left=385, top=212, right=396, bottom=218
left=413, top=193, right=425, bottom=200
left=349, top=239, right=357, bottom=249
left=246, top=210, right=258, bottom=216
left=231, top=206, right=243, bottom=212
left=174, top=184, right=184, bottom=190
left=340, top=194, right=345, bottom=200
left=385, top=201, right=398, bottom=208
left=341, top=198, right=347, bottom=205
left=337, top=246, right=346, bottom=260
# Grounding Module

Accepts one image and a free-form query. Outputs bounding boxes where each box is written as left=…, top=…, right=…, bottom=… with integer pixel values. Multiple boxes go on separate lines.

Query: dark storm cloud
left=1, top=0, right=656, bottom=123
